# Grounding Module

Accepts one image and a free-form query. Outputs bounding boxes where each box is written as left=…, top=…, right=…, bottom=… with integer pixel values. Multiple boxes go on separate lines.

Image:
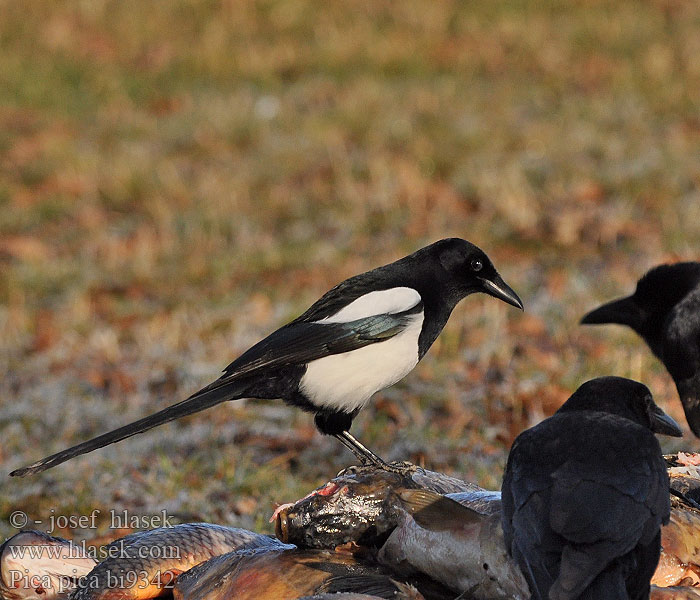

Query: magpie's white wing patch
left=318, top=287, right=421, bottom=324
left=300, top=311, right=424, bottom=413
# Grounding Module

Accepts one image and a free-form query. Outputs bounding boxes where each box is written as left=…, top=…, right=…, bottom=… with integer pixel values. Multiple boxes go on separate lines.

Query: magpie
left=581, top=262, right=700, bottom=436
left=501, top=376, right=682, bottom=600
left=11, top=238, right=523, bottom=477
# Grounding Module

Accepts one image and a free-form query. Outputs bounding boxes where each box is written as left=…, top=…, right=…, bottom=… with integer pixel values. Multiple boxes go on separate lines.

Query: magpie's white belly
left=299, top=312, right=424, bottom=413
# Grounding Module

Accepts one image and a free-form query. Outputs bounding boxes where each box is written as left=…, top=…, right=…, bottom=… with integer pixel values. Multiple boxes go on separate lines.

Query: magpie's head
left=557, top=376, right=682, bottom=437
left=581, top=262, right=700, bottom=352
left=429, top=238, right=523, bottom=310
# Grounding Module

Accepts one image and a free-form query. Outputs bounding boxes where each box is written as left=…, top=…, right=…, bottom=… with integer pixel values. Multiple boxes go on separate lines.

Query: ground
left=1, top=0, right=700, bottom=543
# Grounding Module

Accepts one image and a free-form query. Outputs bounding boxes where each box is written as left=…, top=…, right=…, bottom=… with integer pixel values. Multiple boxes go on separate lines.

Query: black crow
left=581, top=262, right=700, bottom=436
left=11, top=238, right=522, bottom=477
left=501, top=376, right=682, bottom=600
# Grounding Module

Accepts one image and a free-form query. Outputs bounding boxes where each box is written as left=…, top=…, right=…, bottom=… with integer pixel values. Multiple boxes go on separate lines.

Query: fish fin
left=396, top=489, right=482, bottom=531
left=319, top=574, right=405, bottom=597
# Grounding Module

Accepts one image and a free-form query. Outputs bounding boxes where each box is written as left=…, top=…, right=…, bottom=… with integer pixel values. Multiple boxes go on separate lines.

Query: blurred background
left=1, top=0, right=699, bottom=541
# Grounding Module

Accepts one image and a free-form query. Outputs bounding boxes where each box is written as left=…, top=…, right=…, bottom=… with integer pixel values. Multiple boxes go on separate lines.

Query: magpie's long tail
left=10, top=377, right=249, bottom=477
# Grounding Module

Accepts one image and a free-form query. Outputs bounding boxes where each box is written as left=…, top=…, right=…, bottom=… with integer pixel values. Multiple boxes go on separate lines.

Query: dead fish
left=172, top=546, right=424, bottom=600
left=275, top=465, right=527, bottom=598
left=71, top=523, right=277, bottom=600
left=652, top=494, right=700, bottom=588
left=276, top=465, right=480, bottom=550
left=379, top=489, right=529, bottom=600
left=651, top=585, right=700, bottom=599
left=0, top=530, right=96, bottom=600
left=667, top=453, right=700, bottom=506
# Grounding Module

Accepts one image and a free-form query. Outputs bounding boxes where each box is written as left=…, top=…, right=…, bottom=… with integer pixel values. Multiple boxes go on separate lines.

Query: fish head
left=276, top=467, right=413, bottom=549
left=0, top=531, right=97, bottom=600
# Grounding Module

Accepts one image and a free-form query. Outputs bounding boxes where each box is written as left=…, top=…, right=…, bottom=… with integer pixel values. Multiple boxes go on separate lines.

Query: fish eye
left=471, top=258, right=483, bottom=272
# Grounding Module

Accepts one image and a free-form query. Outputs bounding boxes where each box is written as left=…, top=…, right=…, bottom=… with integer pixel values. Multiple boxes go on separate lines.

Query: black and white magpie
left=581, top=262, right=700, bottom=436
left=502, top=376, right=681, bottom=600
left=11, top=238, right=523, bottom=477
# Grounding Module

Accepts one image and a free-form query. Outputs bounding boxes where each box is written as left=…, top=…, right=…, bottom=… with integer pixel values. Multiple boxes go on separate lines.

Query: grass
left=1, top=0, right=700, bottom=542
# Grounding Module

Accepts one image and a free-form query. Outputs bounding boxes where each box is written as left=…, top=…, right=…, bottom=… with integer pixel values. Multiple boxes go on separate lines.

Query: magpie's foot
left=336, top=460, right=418, bottom=478
left=333, top=431, right=419, bottom=476
left=375, top=460, right=418, bottom=476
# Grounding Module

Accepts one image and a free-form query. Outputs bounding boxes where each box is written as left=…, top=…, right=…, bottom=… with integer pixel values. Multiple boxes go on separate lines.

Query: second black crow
left=501, top=376, right=682, bottom=600
left=581, top=262, right=700, bottom=436
left=11, top=238, right=522, bottom=477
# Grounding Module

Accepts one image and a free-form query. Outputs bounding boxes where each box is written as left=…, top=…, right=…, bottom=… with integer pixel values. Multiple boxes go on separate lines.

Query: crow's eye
left=471, top=258, right=483, bottom=272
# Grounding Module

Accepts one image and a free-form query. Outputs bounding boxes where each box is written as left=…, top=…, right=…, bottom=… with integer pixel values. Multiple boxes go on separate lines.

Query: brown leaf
left=0, top=236, right=50, bottom=262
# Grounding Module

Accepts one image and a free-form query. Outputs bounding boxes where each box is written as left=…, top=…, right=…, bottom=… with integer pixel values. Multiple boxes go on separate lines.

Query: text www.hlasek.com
left=6, top=539, right=181, bottom=561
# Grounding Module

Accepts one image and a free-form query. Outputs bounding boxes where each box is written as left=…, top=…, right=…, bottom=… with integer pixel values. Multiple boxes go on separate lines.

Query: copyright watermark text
left=7, top=509, right=174, bottom=534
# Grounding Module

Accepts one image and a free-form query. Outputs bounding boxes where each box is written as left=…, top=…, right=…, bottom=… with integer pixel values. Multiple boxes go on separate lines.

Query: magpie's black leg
left=334, top=431, right=415, bottom=475
left=334, top=431, right=388, bottom=467
left=315, top=412, right=415, bottom=473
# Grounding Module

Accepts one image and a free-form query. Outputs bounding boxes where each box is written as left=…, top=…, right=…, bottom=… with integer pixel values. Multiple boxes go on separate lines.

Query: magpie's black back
left=11, top=238, right=523, bottom=477
left=581, top=262, right=700, bottom=436
left=501, top=376, right=681, bottom=600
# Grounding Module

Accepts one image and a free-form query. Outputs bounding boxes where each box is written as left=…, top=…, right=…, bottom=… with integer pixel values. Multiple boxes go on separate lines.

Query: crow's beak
left=479, top=275, right=524, bottom=310
left=581, top=296, right=641, bottom=328
left=650, top=404, right=683, bottom=437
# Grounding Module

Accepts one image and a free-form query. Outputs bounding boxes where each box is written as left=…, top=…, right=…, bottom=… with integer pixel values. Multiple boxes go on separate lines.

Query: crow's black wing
left=664, top=289, right=700, bottom=435
left=663, top=287, right=700, bottom=381
left=501, top=428, right=561, bottom=600
left=508, top=489, right=562, bottom=600
left=501, top=438, right=520, bottom=553
left=547, top=423, right=668, bottom=599
left=676, top=372, right=700, bottom=436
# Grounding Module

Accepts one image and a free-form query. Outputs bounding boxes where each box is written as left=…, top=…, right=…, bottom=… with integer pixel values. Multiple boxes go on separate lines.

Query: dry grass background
left=1, top=0, right=700, bottom=542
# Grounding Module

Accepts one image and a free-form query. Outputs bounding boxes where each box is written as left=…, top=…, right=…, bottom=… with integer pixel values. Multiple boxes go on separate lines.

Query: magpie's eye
left=471, top=258, right=484, bottom=272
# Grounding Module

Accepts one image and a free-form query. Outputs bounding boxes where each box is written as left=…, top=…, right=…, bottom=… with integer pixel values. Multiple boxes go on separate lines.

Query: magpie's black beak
left=650, top=404, right=683, bottom=437
left=581, top=296, right=641, bottom=328
left=479, top=275, right=524, bottom=310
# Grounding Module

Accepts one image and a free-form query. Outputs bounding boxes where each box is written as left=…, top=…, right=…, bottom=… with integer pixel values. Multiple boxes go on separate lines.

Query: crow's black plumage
left=501, top=376, right=682, bottom=600
left=581, top=262, right=700, bottom=436
left=11, top=238, right=522, bottom=477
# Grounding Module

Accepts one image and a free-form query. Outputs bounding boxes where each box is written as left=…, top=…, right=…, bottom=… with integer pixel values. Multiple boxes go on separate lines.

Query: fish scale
left=70, top=524, right=276, bottom=600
